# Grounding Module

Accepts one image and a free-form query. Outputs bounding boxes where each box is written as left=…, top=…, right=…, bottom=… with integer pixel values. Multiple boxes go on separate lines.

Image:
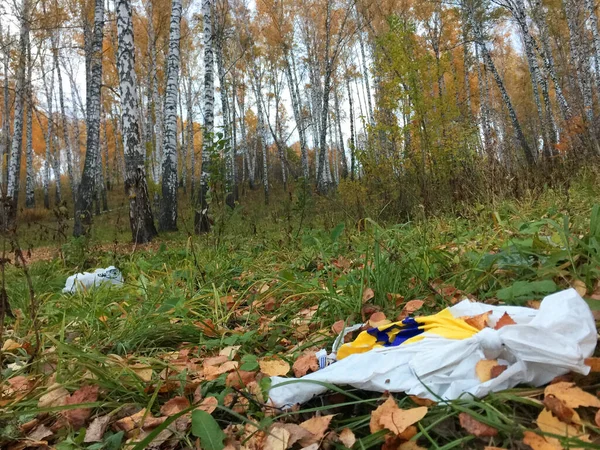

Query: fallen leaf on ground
left=400, top=300, right=424, bottom=318
left=84, top=415, right=112, bottom=442
left=463, top=311, right=491, bottom=330
left=226, top=370, right=256, bottom=388
left=2, top=339, right=22, bottom=352
left=114, top=409, right=147, bottom=433
left=543, top=395, right=579, bottom=424
left=409, top=395, right=435, bottom=407
left=398, top=442, right=427, bottom=450
left=536, top=409, right=589, bottom=447
left=38, top=383, right=70, bottom=408
left=299, top=414, right=334, bottom=446
left=458, top=413, right=498, bottom=437
left=27, top=424, right=53, bottom=441
left=338, top=428, right=356, bottom=448
left=259, top=358, right=291, bottom=376
left=219, top=345, right=240, bottom=359
left=332, top=320, right=345, bottom=335
left=196, top=396, right=218, bottom=414
left=62, top=385, right=99, bottom=429
left=544, top=382, right=600, bottom=408
left=494, top=312, right=516, bottom=329
left=584, top=357, right=600, bottom=372
left=264, top=425, right=291, bottom=450
left=292, top=351, right=319, bottom=377
left=362, top=288, right=374, bottom=303
left=130, top=364, right=153, bottom=382
left=595, top=409, right=600, bottom=428
left=476, top=359, right=502, bottom=382
left=522, top=431, right=562, bottom=450
left=367, top=311, right=389, bottom=328
left=205, top=361, right=239, bottom=380
left=370, top=396, right=427, bottom=435
left=573, top=279, right=587, bottom=297
left=271, top=423, right=313, bottom=447
left=160, top=396, right=190, bottom=416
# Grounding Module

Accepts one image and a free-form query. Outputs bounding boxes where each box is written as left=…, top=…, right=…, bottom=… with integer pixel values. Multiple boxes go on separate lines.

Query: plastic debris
left=63, top=266, right=124, bottom=293
left=269, top=288, right=596, bottom=408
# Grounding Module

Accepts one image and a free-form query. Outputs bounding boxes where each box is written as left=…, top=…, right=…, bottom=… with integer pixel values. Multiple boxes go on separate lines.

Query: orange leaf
left=458, top=413, right=498, bottom=437
left=379, top=407, right=428, bottom=436
left=490, top=364, right=508, bottom=379
left=196, top=396, right=218, bottom=414
left=475, top=359, right=498, bottom=382
left=226, top=370, right=257, bottom=388
left=362, top=288, right=375, bottom=303
left=62, top=385, right=99, bottom=429
left=462, top=311, right=491, bottom=330
left=160, top=396, right=190, bottom=416
left=543, top=395, right=578, bottom=424
left=400, top=300, right=424, bottom=318
left=368, top=311, right=389, bottom=328
left=584, top=357, right=600, bottom=372
left=299, top=414, right=334, bottom=446
left=494, top=312, right=516, bottom=330
left=292, top=352, right=319, bottom=377
left=409, top=395, right=435, bottom=407
left=370, top=396, right=398, bottom=433
left=332, top=320, right=346, bottom=335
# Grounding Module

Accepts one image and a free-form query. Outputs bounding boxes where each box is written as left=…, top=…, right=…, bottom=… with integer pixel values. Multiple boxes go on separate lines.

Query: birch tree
left=74, top=0, right=104, bottom=236
left=159, top=0, right=183, bottom=232
left=5, top=0, right=31, bottom=226
left=116, top=0, right=158, bottom=243
left=196, top=0, right=214, bottom=233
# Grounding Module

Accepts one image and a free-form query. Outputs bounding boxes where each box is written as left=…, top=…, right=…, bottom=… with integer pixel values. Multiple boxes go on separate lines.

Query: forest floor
left=3, top=182, right=600, bottom=450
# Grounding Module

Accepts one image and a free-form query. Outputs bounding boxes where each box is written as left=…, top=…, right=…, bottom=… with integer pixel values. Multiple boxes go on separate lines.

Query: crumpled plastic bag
left=63, top=266, right=123, bottom=293
left=269, top=288, right=596, bottom=408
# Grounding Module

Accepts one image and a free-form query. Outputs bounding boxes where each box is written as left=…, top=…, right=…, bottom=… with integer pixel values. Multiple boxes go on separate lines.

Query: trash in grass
left=269, top=288, right=596, bottom=408
left=63, top=266, right=124, bottom=293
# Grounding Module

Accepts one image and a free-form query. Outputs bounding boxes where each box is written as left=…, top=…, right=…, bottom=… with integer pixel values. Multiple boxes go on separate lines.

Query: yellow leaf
left=523, top=430, right=563, bottom=450
left=572, top=280, right=587, bottom=297
left=475, top=359, right=498, bottom=382
left=264, top=425, right=291, bottom=450
left=338, top=428, right=356, bottom=448
left=219, top=345, right=240, bottom=359
left=535, top=409, right=590, bottom=449
left=130, top=364, right=153, bottom=382
left=379, top=406, right=428, bottom=435
left=544, top=382, right=600, bottom=408
left=2, top=339, right=22, bottom=352
left=398, top=443, right=428, bottom=450
left=370, top=396, right=398, bottom=433
left=259, top=358, right=291, bottom=377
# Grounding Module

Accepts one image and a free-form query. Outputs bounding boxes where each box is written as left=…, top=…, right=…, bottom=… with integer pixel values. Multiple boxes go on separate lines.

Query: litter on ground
left=269, top=288, right=596, bottom=408
left=62, top=266, right=124, bottom=293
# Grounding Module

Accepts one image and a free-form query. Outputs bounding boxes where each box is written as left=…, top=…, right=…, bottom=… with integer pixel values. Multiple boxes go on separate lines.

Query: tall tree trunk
left=284, top=50, right=309, bottom=179
left=195, top=0, right=214, bottom=233
left=564, top=0, right=599, bottom=152
left=584, top=0, right=600, bottom=95
left=473, top=19, right=534, bottom=164
left=334, top=86, right=348, bottom=179
left=41, top=62, right=57, bottom=207
left=159, top=0, right=182, bottom=232
left=178, top=83, right=187, bottom=193
left=186, top=76, right=194, bottom=198
left=346, top=77, right=356, bottom=180
left=25, top=37, right=34, bottom=209
left=0, top=23, right=10, bottom=188
left=252, top=76, right=269, bottom=204
left=116, top=0, right=157, bottom=243
left=475, top=45, right=492, bottom=156
left=237, top=89, right=254, bottom=189
left=74, top=0, right=104, bottom=236
left=53, top=39, right=76, bottom=199
left=5, top=0, right=30, bottom=226
left=316, top=0, right=334, bottom=193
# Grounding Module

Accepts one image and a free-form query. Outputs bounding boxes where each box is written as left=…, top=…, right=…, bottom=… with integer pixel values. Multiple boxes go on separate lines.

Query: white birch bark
left=116, top=0, right=157, bottom=243
left=159, top=0, right=182, bottom=231
left=74, top=0, right=104, bottom=236
left=25, top=37, right=34, bottom=209
left=196, top=0, right=214, bottom=232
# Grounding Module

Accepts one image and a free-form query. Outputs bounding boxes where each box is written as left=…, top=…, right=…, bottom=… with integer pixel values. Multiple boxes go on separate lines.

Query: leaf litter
left=5, top=205, right=600, bottom=449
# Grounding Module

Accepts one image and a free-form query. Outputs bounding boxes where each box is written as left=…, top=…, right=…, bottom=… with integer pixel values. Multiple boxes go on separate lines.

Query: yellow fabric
left=337, top=309, right=480, bottom=360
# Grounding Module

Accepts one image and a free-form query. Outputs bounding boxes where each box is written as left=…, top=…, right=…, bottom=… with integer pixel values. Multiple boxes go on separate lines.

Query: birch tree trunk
left=252, top=75, right=269, bottom=204
left=159, top=0, right=182, bottom=232
left=346, top=77, right=356, bottom=180
left=5, top=0, right=30, bottom=226
left=584, top=0, right=600, bottom=95
left=25, top=38, right=34, bottom=209
left=178, top=83, right=187, bottom=192
left=0, top=24, right=10, bottom=187
left=195, top=0, right=214, bottom=233
left=52, top=37, right=76, bottom=199
left=186, top=77, right=195, bottom=198
left=116, top=0, right=157, bottom=243
left=334, top=87, right=348, bottom=178
left=284, top=50, right=309, bottom=179
left=316, top=0, right=333, bottom=193
left=564, top=0, right=598, bottom=153
left=74, top=0, right=104, bottom=236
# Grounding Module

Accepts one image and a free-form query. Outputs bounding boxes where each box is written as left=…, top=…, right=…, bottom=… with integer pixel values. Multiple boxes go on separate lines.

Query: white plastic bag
left=269, top=288, right=596, bottom=408
left=63, top=266, right=123, bottom=293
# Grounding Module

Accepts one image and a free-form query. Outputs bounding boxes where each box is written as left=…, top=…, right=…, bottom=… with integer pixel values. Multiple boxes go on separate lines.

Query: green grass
left=3, top=175, right=600, bottom=448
